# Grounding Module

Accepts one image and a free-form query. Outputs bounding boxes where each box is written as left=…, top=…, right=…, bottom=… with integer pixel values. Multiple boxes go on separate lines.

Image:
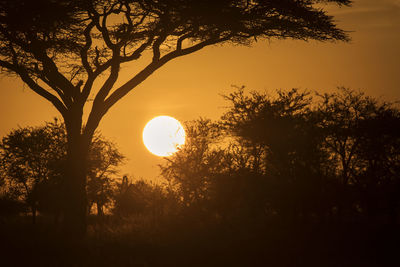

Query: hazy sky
left=1, top=0, right=399, bottom=180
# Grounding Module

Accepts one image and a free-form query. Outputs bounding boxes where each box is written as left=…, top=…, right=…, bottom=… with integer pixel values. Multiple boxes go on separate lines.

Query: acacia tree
left=0, top=0, right=351, bottom=235
left=220, top=88, right=330, bottom=221
left=160, top=119, right=227, bottom=209
left=316, top=89, right=400, bottom=220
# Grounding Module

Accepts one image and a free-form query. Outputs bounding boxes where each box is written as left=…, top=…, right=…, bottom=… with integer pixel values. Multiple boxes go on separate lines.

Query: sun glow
left=143, top=116, right=186, bottom=157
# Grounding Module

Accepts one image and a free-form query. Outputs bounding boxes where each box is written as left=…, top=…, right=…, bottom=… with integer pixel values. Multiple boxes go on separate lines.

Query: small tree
left=221, top=88, right=332, bottom=222
left=0, top=120, right=65, bottom=223
left=113, top=176, right=170, bottom=226
left=0, top=0, right=351, bottom=235
left=87, top=136, right=125, bottom=216
left=0, top=119, right=124, bottom=222
left=316, top=88, right=400, bottom=221
left=160, top=119, right=225, bottom=209
left=160, top=119, right=261, bottom=223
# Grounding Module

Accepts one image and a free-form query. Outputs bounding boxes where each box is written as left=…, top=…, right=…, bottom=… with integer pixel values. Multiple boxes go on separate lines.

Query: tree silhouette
left=160, top=119, right=224, bottom=210
left=86, top=135, right=125, bottom=216
left=0, top=167, right=26, bottom=218
left=113, top=175, right=172, bottom=228
left=0, top=120, right=65, bottom=224
left=160, top=87, right=400, bottom=228
left=160, top=118, right=274, bottom=225
left=0, top=0, right=352, bottom=235
left=0, top=119, right=124, bottom=222
left=221, top=88, right=329, bottom=222
left=317, top=88, right=400, bottom=222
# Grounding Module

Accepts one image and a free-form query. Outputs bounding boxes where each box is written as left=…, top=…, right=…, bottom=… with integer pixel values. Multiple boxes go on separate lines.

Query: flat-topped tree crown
left=0, top=0, right=351, bottom=122
left=0, top=0, right=351, bottom=236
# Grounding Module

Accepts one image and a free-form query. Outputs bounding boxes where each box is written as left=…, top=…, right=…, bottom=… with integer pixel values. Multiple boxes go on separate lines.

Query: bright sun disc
left=143, top=116, right=185, bottom=157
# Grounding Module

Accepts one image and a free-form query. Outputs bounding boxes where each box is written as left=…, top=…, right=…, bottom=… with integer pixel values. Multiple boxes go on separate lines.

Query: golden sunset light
left=0, top=1, right=399, bottom=266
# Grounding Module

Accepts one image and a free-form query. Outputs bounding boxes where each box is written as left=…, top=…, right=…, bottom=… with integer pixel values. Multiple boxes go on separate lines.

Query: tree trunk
left=31, top=205, right=36, bottom=225
left=63, top=146, right=88, bottom=237
left=62, top=115, right=92, bottom=238
left=96, top=202, right=104, bottom=217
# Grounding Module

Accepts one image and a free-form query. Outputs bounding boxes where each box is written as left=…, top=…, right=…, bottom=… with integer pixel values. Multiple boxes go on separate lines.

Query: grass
left=0, top=215, right=398, bottom=266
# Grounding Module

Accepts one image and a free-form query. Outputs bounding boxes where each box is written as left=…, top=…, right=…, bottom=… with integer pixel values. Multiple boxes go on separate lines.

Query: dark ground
left=1, top=216, right=399, bottom=267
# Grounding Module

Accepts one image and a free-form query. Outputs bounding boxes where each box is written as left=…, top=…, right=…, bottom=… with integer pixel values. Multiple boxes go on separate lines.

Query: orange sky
left=1, top=0, right=399, bottom=181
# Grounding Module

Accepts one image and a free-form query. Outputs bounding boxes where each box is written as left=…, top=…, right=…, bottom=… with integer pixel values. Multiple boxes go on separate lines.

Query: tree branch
left=37, top=74, right=71, bottom=107
left=0, top=60, right=68, bottom=117
left=80, top=21, right=96, bottom=75
left=152, top=34, right=167, bottom=62
left=93, top=59, right=120, bottom=107
left=83, top=55, right=120, bottom=139
left=104, top=36, right=230, bottom=113
left=0, top=26, right=77, bottom=101
left=120, top=35, right=155, bottom=63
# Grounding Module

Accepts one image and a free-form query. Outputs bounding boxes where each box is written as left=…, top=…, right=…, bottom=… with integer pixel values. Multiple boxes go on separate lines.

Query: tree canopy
left=160, top=87, right=400, bottom=226
left=0, top=0, right=351, bottom=136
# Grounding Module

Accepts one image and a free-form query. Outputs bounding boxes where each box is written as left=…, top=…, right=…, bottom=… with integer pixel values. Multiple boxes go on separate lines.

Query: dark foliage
left=113, top=176, right=171, bottom=218
left=0, top=119, right=125, bottom=222
left=1, top=87, right=399, bottom=266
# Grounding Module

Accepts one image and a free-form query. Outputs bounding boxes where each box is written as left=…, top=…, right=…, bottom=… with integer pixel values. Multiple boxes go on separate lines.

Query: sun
left=143, top=116, right=186, bottom=157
